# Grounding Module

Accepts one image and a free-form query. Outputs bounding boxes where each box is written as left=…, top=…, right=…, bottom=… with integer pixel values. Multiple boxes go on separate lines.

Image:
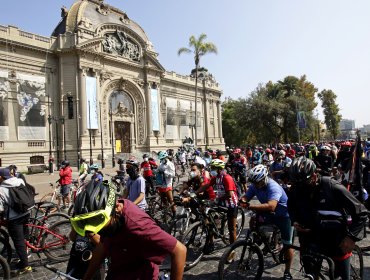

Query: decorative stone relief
left=103, top=79, right=145, bottom=145
left=102, top=31, right=141, bottom=62
left=119, top=14, right=130, bottom=25
left=96, top=2, right=110, bottom=15
left=79, top=17, right=93, bottom=30
left=100, top=71, right=113, bottom=87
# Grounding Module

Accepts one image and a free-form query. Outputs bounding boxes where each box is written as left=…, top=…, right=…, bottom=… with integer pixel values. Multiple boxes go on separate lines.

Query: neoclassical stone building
left=0, top=0, right=224, bottom=170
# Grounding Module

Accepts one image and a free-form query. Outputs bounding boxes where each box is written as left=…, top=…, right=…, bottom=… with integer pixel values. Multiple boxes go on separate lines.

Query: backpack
left=8, top=183, right=35, bottom=214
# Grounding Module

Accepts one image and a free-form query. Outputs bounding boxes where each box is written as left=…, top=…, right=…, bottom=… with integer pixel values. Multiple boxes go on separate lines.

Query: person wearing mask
left=78, top=158, right=89, bottom=186
left=59, top=160, right=72, bottom=209
left=89, top=164, right=103, bottom=183
left=140, top=154, right=157, bottom=196
left=216, top=150, right=226, bottom=162
left=70, top=183, right=187, bottom=280
left=285, top=144, right=296, bottom=159
left=240, top=164, right=294, bottom=280
left=270, top=150, right=288, bottom=181
left=314, top=145, right=333, bottom=176
left=288, top=157, right=369, bottom=280
left=0, top=168, right=32, bottom=275
left=124, top=160, right=147, bottom=210
left=157, top=151, right=176, bottom=215
left=8, top=165, right=27, bottom=184
left=232, top=148, right=248, bottom=192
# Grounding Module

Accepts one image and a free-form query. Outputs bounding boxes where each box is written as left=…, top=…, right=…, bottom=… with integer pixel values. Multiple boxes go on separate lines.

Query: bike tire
left=350, top=245, right=364, bottom=280
left=0, top=236, right=12, bottom=265
left=218, top=239, right=264, bottom=280
left=180, top=221, right=208, bottom=271
left=221, top=206, right=246, bottom=244
left=270, top=227, right=283, bottom=264
left=39, top=193, right=60, bottom=213
left=45, top=212, right=70, bottom=225
left=167, top=213, right=192, bottom=239
left=41, top=220, right=72, bottom=261
left=67, top=204, right=74, bottom=216
left=0, top=254, right=10, bottom=280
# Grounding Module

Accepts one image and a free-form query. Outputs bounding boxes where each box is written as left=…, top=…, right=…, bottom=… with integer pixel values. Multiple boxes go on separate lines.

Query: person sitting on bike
left=240, top=164, right=295, bottom=280
left=270, top=150, right=287, bottom=181
left=288, top=157, right=369, bottom=280
left=124, top=160, right=147, bottom=210
left=179, top=149, right=187, bottom=173
left=157, top=151, right=176, bottom=215
left=79, top=158, right=89, bottom=186
left=203, top=151, right=212, bottom=166
left=59, top=160, right=72, bottom=210
left=89, top=164, right=103, bottom=183
left=231, top=148, right=248, bottom=189
left=284, top=144, right=296, bottom=159
left=0, top=168, right=32, bottom=276
left=140, top=154, right=157, bottom=196
left=196, top=159, right=239, bottom=255
left=314, top=145, right=333, bottom=176
left=216, top=149, right=226, bottom=162
left=262, top=148, right=274, bottom=166
left=181, top=163, right=216, bottom=202
left=70, top=181, right=186, bottom=280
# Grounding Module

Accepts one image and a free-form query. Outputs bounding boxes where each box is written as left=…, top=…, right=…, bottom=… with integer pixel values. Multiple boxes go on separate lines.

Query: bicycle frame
left=26, top=223, right=68, bottom=252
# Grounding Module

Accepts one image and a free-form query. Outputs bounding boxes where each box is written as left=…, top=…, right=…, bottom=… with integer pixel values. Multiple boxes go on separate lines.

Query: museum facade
left=0, top=0, right=224, bottom=170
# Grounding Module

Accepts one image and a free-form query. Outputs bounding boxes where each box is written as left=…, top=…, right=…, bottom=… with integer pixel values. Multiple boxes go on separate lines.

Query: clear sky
left=1, top=0, right=369, bottom=127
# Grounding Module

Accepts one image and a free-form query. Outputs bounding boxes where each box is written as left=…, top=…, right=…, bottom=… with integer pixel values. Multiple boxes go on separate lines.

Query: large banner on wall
left=0, top=69, right=9, bottom=140
left=151, top=88, right=160, bottom=131
left=16, top=72, right=47, bottom=140
left=86, top=76, right=98, bottom=129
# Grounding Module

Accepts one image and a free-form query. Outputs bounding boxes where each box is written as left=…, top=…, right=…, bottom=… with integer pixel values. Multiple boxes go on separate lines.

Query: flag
left=297, top=111, right=306, bottom=129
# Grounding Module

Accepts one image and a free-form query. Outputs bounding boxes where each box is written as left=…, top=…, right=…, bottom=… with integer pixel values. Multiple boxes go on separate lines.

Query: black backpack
left=8, top=183, right=35, bottom=214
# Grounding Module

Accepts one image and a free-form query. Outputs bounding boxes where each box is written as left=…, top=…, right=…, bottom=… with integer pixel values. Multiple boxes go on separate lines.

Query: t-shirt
left=270, top=161, right=284, bottom=180
left=141, top=161, right=153, bottom=177
left=245, top=178, right=289, bottom=218
left=103, top=199, right=177, bottom=280
left=209, top=171, right=238, bottom=207
left=188, top=173, right=215, bottom=200
left=126, top=176, right=147, bottom=210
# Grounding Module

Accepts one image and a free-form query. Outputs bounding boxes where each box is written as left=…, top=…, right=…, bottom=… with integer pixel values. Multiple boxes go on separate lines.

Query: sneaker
left=11, top=266, right=32, bottom=276
left=282, top=272, right=293, bottom=280
left=203, top=243, right=215, bottom=255
left=226, top=250, right=235, bottom=264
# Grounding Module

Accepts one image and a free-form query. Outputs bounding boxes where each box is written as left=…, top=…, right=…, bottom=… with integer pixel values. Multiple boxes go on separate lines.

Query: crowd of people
left=0, top=138, right=369, bottom=279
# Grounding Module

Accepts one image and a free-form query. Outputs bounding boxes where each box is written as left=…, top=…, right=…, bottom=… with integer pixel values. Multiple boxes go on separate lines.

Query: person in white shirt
left=157, top=151, right=176, bottom=215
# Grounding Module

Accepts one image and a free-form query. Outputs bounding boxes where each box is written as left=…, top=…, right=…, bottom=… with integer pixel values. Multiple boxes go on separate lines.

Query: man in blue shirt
left=241, top=164, right=294, bottom=280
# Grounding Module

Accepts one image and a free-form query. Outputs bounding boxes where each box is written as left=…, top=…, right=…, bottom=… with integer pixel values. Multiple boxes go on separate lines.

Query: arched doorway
left=109, top=90, right=134, bottom=154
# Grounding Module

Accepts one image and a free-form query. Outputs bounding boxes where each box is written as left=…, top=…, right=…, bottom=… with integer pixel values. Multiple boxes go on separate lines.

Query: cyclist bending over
left=240, top=164, right=294, bottom=280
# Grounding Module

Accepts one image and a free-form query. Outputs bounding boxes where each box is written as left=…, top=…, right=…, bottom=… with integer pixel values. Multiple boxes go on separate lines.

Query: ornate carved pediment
left=77, top=38, right=103, bottom=54
left=100, top=71, right=113, bottom=87
left=102, top=31, right=141, bottom=62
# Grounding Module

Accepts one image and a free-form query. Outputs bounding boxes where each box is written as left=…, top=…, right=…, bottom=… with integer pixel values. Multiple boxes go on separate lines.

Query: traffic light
left=67, top=96, right=74, bottom=119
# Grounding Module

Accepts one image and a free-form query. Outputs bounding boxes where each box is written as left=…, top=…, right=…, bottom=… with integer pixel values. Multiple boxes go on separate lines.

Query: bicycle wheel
left=0, top=236, right=12, bottom=264
left=41, top=220, right=72, bottom=261
left=180, top=221, right=208, bottom=270
left=350, top=245, right=363, bottom=280
left=39, top=193, right=60, bottom=213
left=221, top=206, right=246, bottom=244
left=270, top=227, right=283, bottom=264
left=218, top=239, right=264, bottom=280
left=44, top=212, right=70, bottom=225
left=0, top=254, right=10, bottom=280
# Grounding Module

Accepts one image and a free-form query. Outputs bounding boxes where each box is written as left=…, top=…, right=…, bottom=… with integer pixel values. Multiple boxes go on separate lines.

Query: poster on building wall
left=16, top=72, right=47, bottom=140
left=0, top=69, right=9, bottom=140
left=151, top=89, right=160, bottom=131
left=165, top=97, right=178, bottom=139
left=86, top=76, right=98, bottom=129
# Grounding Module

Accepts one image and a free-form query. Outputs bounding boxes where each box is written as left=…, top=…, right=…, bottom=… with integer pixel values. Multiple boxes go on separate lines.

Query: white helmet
left=278, top=150, right=286, bottom=157
left=248, top=164, right=269, bottom=185
left=320, top=145, right=330, bottom=151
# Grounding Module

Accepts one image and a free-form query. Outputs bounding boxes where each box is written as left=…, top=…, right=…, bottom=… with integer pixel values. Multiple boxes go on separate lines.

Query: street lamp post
left=88, top=100, right=93, bottom=165
left=99, top=102, right=105, bottom=169
left=61, top=117, right=67, bottom=160
left=47, top=115, right=53, bottom=173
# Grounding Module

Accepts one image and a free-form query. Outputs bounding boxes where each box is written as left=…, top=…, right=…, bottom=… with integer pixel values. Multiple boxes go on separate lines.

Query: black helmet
left=74, top=180, right=112, bottom=215
left=61, top=160, right=70, bottom=166
left=126, top=159, right=140, bottom=169
left=142, top=154, right=149, bottom=158
left=289, top=156, right=316, bottom=183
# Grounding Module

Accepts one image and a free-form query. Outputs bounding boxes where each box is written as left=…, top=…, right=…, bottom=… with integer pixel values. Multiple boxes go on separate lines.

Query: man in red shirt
left=140, top=154, right=157, bottom=195
left=196, top=159, right=238, bottom=256
left=59, top=160, right=72, bottom=209
left=285, top=144, right=296, bottom=159
left=181, top=163, right=215, bottom=201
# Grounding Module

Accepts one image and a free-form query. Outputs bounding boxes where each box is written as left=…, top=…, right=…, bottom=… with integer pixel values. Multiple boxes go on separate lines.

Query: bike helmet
left=320, top=145, right=330, bottom=151
left=193, top=150, right=201, bottom=156
left=341, top=141, right=352, bottom=147
left=126, top=159, right=140, bottom=169
left=210, top=159, right=226, bottom=169
left=265, top=148, right=272, bottom=154
left=289, top=156, right=316, bottom=184
left=71, top=180, right=116, bottom=236
left=89, top=164, right=99, bottom=170
left=142, top=154, right=149, bottom=158
left=158, top=151, right=168, bottom=160
left=61, top=160, right=70, bottom=166
left=248, top=164, right=268, bottom=184
left=278, top=150, right=286, bottom=158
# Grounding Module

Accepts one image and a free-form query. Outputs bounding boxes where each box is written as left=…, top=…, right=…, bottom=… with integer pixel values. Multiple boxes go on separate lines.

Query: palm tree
left=178, top=34, right=217, bottom=146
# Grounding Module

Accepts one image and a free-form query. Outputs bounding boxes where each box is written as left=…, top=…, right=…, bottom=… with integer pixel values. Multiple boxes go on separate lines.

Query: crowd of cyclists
left=0, top=138, right=370, bottom=279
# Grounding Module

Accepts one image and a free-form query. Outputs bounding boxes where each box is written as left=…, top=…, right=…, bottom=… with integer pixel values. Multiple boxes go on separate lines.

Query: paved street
left=6, top=171, right=370, bottom=279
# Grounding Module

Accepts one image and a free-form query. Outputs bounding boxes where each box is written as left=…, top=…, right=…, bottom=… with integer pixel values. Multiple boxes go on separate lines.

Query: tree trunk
left=194, top=63, right=199, bottom=147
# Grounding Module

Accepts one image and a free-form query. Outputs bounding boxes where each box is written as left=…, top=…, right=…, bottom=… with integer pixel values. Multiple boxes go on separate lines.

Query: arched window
left=109, top=91, right=133, bottom=113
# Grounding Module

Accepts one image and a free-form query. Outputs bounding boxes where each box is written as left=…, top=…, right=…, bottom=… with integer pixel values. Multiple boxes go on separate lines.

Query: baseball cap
left=0, top=168, right=11, bottom=180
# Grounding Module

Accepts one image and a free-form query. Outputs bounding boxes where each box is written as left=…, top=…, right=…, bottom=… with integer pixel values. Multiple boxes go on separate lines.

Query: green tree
left=318, top=89, right=342, bottom=140
left=178, top=34, right=217, bottom=146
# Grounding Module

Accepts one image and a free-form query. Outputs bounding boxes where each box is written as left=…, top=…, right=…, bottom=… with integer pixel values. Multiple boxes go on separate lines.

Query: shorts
left=264, top=215, right=293, bottom=245
left=227, top=206, right=238, bottom=219
left=61, top=184, right=71, bottom=197
left=157, top=186, right=173, bottom=193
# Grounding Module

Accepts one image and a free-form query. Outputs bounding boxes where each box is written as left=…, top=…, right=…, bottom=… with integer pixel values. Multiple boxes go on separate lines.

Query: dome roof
left=52, top=0, right=149, bottom=43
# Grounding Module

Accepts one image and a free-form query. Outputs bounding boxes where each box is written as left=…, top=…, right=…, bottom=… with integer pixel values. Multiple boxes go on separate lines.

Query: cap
left=0, top=168, right=11, bottom=180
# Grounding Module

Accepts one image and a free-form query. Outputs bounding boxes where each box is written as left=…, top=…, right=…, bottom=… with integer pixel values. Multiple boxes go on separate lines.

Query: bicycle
left=180, top=194, right=245, bottom=270
left=44, top=263, right=79, bottom=280
left=218, top=210, right=286, bottom=279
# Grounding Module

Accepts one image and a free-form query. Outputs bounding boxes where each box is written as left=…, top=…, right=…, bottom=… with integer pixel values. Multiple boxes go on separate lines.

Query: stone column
left=130, top=119, right=135, bottom=151
left=217, top=101, right=223, bottom=140
left=79, top=68, right=87, bottom=136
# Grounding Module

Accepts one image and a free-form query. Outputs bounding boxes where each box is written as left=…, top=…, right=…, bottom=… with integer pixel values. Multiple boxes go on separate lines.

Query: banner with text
left=151, top=88, right=160, bottom=131
left=86, top=76, right=98, bottom=129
